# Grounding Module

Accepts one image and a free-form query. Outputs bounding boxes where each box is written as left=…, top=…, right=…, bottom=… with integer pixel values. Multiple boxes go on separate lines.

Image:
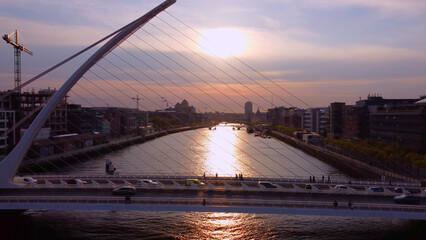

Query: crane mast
left=2, top=30, right=33, bottom=92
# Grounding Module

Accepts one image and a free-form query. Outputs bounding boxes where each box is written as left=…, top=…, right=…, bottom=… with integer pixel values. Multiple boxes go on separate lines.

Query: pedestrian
left=322, top=175, right=324, bottom=182
left=389, top=180, right=392, bottom=186
left=216, top=173, right=218, bottom=178
left=309, top=176, right=312, bottom=183
left=348, top=200, right=353, bottom=210
left=203, top=172, right=206, bottom=179
left=333, top=200, right=338, bottom=208
left=236, top=173, right=238, bottom=180
left=203, top=198, right=206, bottom=206
left=348, top=179, right=352, bottom=184
left=313, top=176, right=316, bottom=183
left=241, top=173, right=244, bottom=181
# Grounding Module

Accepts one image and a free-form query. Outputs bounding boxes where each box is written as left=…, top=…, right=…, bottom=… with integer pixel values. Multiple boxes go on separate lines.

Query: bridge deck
left=1, top=195, right=425, bottom=220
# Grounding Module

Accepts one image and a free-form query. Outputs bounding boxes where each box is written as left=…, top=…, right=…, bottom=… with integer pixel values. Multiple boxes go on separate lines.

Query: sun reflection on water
left=204, top=124, right=240, bottom=176
left=185, top=212, right=257, bottom=240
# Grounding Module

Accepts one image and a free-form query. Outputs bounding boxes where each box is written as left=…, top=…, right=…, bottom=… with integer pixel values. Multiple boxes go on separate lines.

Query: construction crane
left=3, top=30, right=33, bottom=91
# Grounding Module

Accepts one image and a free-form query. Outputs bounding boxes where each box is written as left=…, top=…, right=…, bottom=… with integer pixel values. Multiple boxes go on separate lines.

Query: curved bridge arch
left=0, top=0, right=176, bottom=188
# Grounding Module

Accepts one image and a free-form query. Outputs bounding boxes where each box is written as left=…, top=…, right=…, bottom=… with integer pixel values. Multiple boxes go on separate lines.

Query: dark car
left=258, top=181, right=277, bottom=189
left=112, top=186, right=137, bottom=195
left=66, top=179, right=87, bottom=185
left=393, top=194, right=420, bottom=205
left=305, top=184, right=312, bottom=190
left=368, top=186, right=384, bottom=192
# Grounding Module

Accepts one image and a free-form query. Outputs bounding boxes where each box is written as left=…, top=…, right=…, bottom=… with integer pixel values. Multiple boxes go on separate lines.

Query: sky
left=1, top=0, right=425, bottom=113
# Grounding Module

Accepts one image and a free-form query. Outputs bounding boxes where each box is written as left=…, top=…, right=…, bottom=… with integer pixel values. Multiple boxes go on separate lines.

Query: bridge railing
left=1, top=196, right=425, bottom=214
left=20, top=173, right=421, bottom=188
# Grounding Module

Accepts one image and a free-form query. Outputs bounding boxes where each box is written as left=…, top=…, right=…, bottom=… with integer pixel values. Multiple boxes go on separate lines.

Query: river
left=2, top=124, right=425, bottom=239
left=60, top=124, right=347, bottom=179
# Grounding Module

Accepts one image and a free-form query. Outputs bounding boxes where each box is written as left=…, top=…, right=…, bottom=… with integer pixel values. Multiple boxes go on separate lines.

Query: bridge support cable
left=164, top=10, right=312, bottom=109
left=7, top=0, right=178, bottom=179
left=0, top=6, right=178, bottom=103
left=160, top=12, right=362, bottom=176
left=16, top=95, right=151, bottom=177
left=102, top=35, right=308, bottom=177
left=104, top=50, right=272, bottom=177
left=129, top=29, right=317, bottom=176
left=65, top=42, right=268, bottom=178
left=18, top=58, right=205, bottom=176
left=82, top=63, right=244, bottom=176
left=94, top=56, right=261, bottom=175
left=10, top=96, right=136, bottom=176
left=145, top=15, right=332, bottom=175
left=75, top=75, right=203, bottom=176
left=76, top=44, right=265, bottom=177
left=141, top=24, right=324, bottom=175
left=156, top=15, right=296, bottom=108
left=112, top=41, right=309, bottom=178
left=3, top=0, right=333, bottom=183
left=125, top=36, right=307, bottom=177
left=97, top=46, right=289, bottom=177
left=65, top=89, right=182, bottom=176
left=0, top=0, right=177, bottom=188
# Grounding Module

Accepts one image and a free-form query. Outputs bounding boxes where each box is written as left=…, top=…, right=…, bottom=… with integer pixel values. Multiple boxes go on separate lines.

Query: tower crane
left=3, top=30, right=33, bottom=91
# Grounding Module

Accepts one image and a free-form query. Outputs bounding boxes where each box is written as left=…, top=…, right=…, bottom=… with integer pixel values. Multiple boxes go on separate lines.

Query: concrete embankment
left=20, top=125, right=210, bottom=171
left=271, top=131, right=419, bottom=182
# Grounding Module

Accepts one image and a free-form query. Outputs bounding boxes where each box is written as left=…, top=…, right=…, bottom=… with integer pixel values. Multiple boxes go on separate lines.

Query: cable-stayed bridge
left=0, top=0, right=424, bottom=220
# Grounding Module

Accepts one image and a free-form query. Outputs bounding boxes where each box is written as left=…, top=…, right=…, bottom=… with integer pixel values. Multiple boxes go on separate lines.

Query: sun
left=198, top=28, right=247, bottom=58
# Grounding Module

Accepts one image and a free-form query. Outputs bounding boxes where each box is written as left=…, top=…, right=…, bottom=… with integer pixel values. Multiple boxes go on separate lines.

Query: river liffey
left=60, top=124, right=347, bottom=178
left=3, top=125, right=425, bottom=239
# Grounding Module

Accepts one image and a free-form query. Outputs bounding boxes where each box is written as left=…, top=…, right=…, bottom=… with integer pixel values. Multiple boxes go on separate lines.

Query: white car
left=136, top=179, right=159, bottom=187
left=14, top=176, right=38, bottom=185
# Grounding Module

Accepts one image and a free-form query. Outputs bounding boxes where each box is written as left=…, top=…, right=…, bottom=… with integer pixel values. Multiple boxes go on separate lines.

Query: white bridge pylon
left=0, top=0, right=177, bottom=188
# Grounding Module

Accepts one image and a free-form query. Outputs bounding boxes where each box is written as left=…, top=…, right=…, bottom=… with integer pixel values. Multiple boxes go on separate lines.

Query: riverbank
left=19, top=124, right=211, bottom=172
left=270, top=131, right=420, bottom=182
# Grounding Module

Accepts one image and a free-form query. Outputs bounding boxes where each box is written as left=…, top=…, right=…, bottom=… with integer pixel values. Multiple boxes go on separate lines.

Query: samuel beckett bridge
left=0, top=0, right=425, bottom=220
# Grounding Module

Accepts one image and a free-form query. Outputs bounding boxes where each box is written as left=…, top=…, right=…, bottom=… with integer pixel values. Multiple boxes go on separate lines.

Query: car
left=66, top=179, right=87, bottom=185
left=136, top=179, right=159, bottom=187
left=393, top=187, right=404, bottom=193
left=304, top=184, right=312, bottom=190
left=14, top=176, right=38, bottom=185
left=368, top=186, right=384, bottom=192
left=112, top=186, right=137, bottom=195
left=258, top=181, right=277, bottom=189
left=393, top=194, right=420, bottom=205
left=185, top=179, right=205, bottom=186
left=334, top=185, right=348, bottom=191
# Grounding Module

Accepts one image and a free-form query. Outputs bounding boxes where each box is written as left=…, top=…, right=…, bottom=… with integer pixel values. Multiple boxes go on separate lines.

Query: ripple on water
left=1, top=211, right=423, bottom=240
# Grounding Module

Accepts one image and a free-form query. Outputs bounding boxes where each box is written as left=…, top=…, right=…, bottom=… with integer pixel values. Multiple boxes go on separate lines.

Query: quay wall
left=271, top=131, right=420, bottom=183
left=20, top=125, right=210, bottom=171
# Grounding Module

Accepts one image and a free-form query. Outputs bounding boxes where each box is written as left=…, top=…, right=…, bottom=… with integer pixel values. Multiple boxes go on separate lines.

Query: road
left=0, top=186, right=424, bottom=206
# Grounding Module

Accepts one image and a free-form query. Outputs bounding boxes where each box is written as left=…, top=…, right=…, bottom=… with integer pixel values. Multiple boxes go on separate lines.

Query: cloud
left=309, top=0, right=426, bottom=17
left=269, top=0, right=426, bottom=17
left=0, top=16, right=109, bottom=47
left=244, top=28, right=426, bottom=63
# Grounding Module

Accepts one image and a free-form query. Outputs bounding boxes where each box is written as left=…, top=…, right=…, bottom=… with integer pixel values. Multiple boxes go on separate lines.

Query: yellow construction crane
left=3, top=30, right=33, bottom=91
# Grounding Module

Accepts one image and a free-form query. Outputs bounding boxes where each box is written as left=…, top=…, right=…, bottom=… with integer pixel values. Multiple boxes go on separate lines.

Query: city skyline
left=0, top=0, right=425, bottom=113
